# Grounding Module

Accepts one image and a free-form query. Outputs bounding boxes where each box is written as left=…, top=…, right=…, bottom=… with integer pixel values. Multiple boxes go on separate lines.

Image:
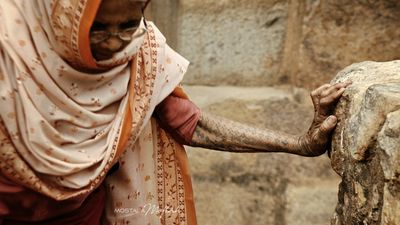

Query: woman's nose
left=100, top=36, right=124, bottom=52
left=99, top=25, right=125, bottom=52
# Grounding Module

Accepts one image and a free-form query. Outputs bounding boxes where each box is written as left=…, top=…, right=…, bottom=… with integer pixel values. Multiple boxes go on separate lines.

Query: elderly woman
left=0, top=0, right=350, bottom=224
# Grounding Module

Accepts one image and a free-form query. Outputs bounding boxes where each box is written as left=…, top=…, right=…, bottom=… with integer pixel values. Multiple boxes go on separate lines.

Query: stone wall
left=151, top=0, right=400, bottom=89
left=330, top=61, right=400, bottom=225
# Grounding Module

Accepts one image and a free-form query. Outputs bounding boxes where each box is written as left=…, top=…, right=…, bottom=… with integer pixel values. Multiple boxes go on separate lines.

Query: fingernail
left=328, top=116, right=337, bottom=123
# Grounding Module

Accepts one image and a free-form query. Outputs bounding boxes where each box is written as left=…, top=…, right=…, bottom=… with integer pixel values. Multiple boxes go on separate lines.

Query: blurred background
left=147, top=1, right=400, bottom=224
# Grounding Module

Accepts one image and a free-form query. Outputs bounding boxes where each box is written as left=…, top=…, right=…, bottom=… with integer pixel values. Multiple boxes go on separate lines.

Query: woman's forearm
left=190, top=111, right=309, bottom=156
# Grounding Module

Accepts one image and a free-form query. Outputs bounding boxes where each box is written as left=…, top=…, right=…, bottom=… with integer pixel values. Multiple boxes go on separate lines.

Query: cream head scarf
left=0, top=0, right=196, bottom=224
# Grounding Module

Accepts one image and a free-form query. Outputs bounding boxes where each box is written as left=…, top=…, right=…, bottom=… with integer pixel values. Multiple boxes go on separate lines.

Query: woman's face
left=90, top=0, right=143, bottom=60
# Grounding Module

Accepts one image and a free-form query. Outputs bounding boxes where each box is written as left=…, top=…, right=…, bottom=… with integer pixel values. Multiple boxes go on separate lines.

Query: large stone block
left=184, top=85, right=340, bottom=225
left=286, top=179, right=339, bottom=225
left=329, top=61, right=400, bottom=224
left=297, top=0, right=400, bottom=89
left=176, top=0, right=288, bottom=86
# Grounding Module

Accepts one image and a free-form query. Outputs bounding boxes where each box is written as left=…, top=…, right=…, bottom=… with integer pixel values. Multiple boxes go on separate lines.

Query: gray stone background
left=147, top=1, right=400, bottom=225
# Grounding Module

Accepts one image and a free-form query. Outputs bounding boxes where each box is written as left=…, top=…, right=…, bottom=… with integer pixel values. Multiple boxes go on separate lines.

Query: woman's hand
left=298, top=81, right=352, bottom=156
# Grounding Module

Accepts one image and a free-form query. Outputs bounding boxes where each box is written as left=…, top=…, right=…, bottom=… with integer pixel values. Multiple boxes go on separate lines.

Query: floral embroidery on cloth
left=0, top=0, right=197, bottom=224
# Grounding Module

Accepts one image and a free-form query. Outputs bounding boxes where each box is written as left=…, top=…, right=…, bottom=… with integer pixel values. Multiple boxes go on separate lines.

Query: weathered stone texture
left=297, top=0, right=400, bottom=89
left=184, top=86, right=340, bottom=225
left=329, top=61, right=400, bottom=225
left=151, top=0, right=400, bottom=89
left=177, top=0, right=288, bottom=86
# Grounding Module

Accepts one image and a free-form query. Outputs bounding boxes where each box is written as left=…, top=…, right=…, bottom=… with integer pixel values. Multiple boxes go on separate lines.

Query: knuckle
left=321, top=96, right=334, bottom=104
left=334, top=83, right=342, bottom=88
left=319, top=125, right=330, bottom=134
left=310, top=90, right=317, bottom=97
left=328, top=96, right=336, bottom=102
left=334, top=92, right=343, bottom=99
left=319, top=99, right=329, bottom=106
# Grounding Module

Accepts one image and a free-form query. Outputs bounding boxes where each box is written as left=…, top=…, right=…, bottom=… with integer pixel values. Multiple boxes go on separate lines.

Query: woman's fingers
left=302, top=115, right=338, bottom=156
left=310, top=84, right=331, bottom=110
left=320, top=87, right=346, bottom=106
left=310, top=84, right=331, bottom=99
left=320, top=81, right=352, bottom=98
left=313, top=115, right=337, bottom=144
left=316, top=81, right=352, bottom=115
left=318, top=116, right=337, bottom=136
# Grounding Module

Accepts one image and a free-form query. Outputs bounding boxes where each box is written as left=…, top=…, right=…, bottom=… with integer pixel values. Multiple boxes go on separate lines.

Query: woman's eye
left=91, top=22, right=107, bottom=31
left=120, top=20, right=140, bottom=29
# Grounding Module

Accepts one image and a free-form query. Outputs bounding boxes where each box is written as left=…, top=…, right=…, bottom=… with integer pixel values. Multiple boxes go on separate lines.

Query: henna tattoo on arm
left=191, top=111, right=310, bottom=156
left=190, top=82, right=351, bottom=157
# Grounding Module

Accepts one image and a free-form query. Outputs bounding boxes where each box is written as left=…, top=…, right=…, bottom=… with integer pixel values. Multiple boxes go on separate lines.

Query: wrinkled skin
left=191, top=81, right=352, bottom=156
left=90, top=0, right=143, bottom=60
left=299, top=81, right=351, bottom=156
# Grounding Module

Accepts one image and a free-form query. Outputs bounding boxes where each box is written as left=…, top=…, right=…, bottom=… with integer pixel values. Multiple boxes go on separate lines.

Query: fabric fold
left=0, top=0, right=197, bottom=224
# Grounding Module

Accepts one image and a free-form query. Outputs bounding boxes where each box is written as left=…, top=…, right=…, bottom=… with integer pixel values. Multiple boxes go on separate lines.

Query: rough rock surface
left=184, top=86, right=340, bottom=225
left=329, top=61, right=400, bottom=225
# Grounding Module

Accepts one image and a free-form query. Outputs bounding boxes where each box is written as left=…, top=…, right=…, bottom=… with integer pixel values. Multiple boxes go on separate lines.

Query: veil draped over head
left=0, top=0, right=197, bottom=224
